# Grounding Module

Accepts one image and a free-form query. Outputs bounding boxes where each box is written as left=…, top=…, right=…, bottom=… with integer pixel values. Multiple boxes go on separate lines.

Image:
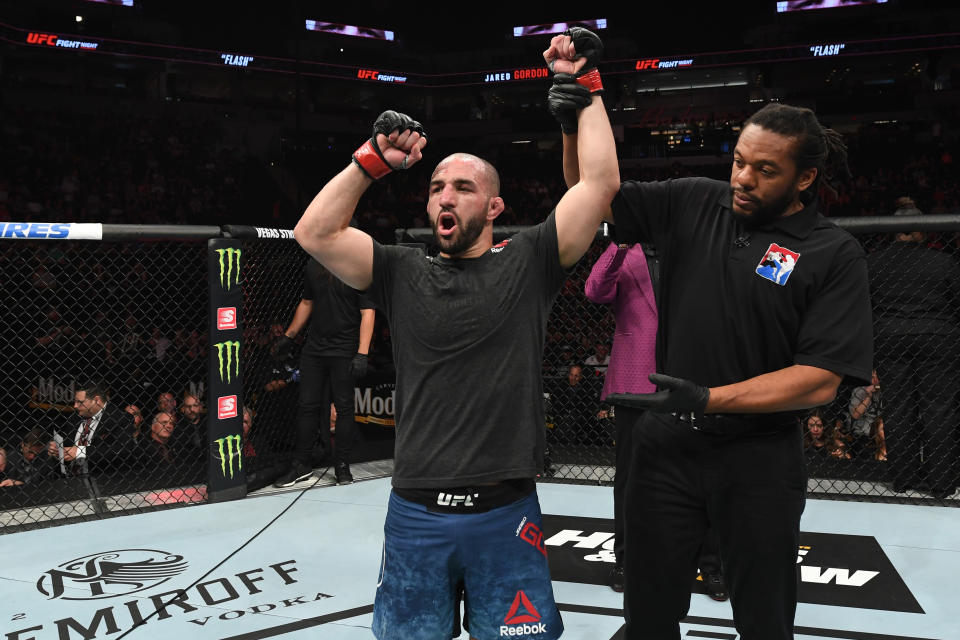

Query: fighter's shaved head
left=432, top=153, right=500, bottom=197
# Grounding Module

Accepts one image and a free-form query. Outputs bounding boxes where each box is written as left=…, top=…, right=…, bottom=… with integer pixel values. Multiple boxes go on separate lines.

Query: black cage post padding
left=207, top=239, right=247, bottom=502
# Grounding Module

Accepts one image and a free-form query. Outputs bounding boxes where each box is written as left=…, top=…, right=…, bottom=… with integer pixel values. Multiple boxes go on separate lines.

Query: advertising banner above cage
left=3, top=20, right=958, bottom=88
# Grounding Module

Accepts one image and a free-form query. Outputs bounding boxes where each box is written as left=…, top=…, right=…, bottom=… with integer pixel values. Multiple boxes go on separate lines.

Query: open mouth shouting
left=437, top=211, right=459, bottom=238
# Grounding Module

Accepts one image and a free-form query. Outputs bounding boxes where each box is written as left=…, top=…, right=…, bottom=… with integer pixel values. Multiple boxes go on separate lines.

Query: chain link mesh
left=2, top=221, right=957, bottom=535
left=800, top=230, right=960, bottom=503
left=537, top=228, right=960, bottom=506
left=543, top=241, right=617, bottom=484
left=0, top=241, right=208, bottom=532
left=237, top=239, right=310, bottom=491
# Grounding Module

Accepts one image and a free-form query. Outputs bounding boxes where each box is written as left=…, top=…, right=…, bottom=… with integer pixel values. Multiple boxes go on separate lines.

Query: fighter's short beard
left=730, top=186, right=797, bottom=229
left=433, top=211, right=487, bottom=256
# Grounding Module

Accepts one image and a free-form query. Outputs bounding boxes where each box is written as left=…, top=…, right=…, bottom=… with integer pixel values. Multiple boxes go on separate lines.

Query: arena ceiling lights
left=777, top=0, right=887, bottom=12
left=304, top=20, right=394, bottom=42
left=512, top=19, right=607, bottom=37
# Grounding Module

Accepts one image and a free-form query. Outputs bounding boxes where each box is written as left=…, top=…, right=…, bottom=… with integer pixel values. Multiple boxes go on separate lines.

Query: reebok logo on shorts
left=500, top=590, right=546, bottom=636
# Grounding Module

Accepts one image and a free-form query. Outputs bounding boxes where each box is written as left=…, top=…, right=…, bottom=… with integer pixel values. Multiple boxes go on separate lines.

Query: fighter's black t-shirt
left=365, top=212, right=567, bottom=488
left=303, top=258, right=373, bottom=356
left=611, top=177, right=872, bottom=388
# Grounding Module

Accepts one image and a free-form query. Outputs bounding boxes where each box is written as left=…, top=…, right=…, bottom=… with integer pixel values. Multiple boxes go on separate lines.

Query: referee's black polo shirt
left=611, top=177, right=873, bottom=390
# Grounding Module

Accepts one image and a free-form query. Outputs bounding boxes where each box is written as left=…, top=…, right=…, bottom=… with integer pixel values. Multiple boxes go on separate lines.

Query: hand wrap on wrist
left=566, top=27, right=604, bottom=95
left=351, top=110, right=426, bottom=180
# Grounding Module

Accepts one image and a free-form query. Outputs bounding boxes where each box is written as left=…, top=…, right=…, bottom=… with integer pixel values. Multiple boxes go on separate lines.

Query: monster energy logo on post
left=214, top=341, right=241, bottom=384
left=208, top=240, right=245, bottom=499
left=215, top=434, right=243, bottom=479
left=216, top=248, right=242, bottom=291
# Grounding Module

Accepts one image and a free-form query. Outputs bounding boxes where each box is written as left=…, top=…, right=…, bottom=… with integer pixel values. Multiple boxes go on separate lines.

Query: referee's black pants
left=622, top=412, right=806, bottom=640
left=613, top=406, right=643, bottom=566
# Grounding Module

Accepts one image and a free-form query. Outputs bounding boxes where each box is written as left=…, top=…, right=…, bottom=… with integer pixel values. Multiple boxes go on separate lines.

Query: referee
left=594, top=103, right=874, bottom=639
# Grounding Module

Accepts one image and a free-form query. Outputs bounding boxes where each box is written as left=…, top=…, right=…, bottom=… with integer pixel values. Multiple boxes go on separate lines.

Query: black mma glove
left=352, top=110, right=426, bottom=180
left=275, top=334, right=295, bottom=362
left=348, top=353, right=369, bottom=380
left=565, top=27, right=604, bottom=95
left=548, top=73, right=592, bottom=134
left=606, top=374, right=710, bottom=415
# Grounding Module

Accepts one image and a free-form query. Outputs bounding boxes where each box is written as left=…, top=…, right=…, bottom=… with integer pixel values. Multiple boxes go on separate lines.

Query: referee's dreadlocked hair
left=745, top=102, right=851, bottom=202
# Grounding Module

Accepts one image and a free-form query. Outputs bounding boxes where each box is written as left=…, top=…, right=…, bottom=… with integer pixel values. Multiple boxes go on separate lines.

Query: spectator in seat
left=583, top=341, right=611, bottom=376
left=138, top=412, right=178, bottom=472
left=156, top=391, right=178, bottom=426
left=549, top=364, right=606, bottom=447
left=175, top=390, right=206, bottom=455
left=829, top=417, right=853, bottom=460
left=0, top=446, right=15, bottom=486
left=848, top=369, right=886, bottom=460
left=46, top=382, right=135, bottom=476
left=803, top=411, right=830, bottom=454
left=125, top=404, right=143, bottom=439
left=2, top=427, right=56, bottom=486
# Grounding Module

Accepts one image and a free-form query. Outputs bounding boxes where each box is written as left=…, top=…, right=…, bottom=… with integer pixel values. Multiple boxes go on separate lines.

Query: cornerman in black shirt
left=867, top=203, right=960, bottom=499
left=272, top=258, right=375, bottom=487
left=585, top=103, right=874, bottom=639
left=293, top=28, right=618, bottom=640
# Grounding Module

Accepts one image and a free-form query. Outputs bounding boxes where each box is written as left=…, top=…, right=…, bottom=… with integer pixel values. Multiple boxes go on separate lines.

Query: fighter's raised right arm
left=294, top=111, right=426, bottom=291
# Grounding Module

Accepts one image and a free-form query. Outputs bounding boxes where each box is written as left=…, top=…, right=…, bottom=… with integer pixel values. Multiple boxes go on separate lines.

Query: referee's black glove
left=606, top=374, right=710, bottom=415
